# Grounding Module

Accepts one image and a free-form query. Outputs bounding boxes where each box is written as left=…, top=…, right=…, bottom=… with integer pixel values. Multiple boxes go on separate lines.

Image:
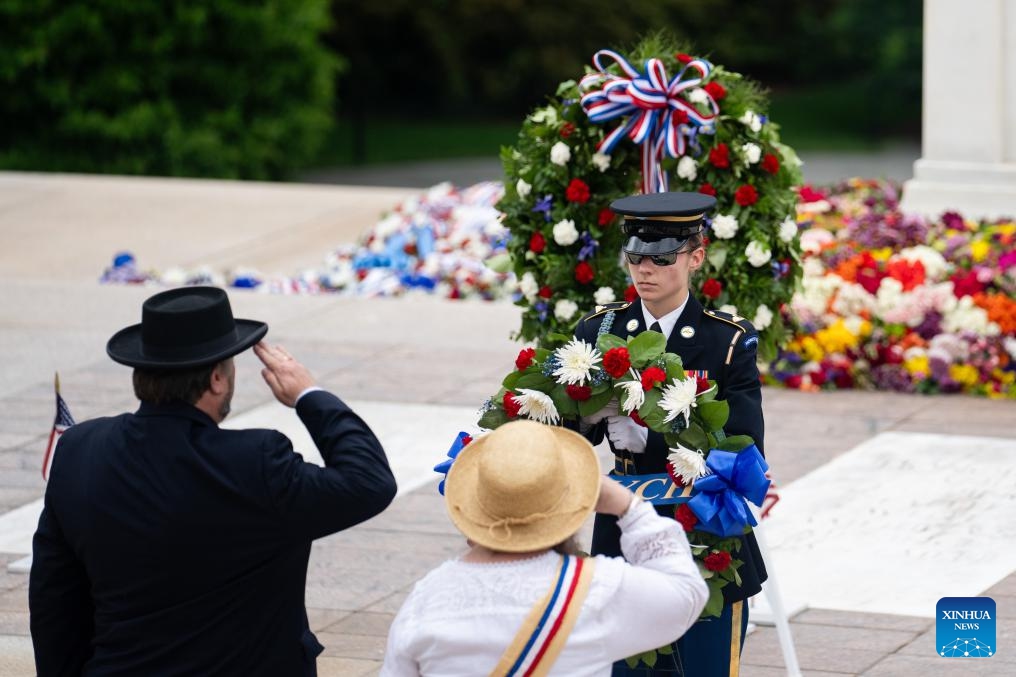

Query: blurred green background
left=0, top=0, right=921, bottom=180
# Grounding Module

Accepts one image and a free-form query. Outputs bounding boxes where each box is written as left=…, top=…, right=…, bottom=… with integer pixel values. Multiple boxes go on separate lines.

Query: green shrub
left=0, top=0, right=341, bottom=179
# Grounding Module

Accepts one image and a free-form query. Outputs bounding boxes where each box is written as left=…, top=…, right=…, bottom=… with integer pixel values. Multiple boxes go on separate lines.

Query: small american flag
left=42, top=373, right=75, bottom=481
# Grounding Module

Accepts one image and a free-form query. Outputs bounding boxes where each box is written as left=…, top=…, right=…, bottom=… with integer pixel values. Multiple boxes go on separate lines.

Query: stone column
left=901, top=0, right=1016, bottom=219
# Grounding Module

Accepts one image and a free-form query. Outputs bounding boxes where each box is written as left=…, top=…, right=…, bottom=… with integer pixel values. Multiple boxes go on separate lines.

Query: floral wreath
left=498, top=34, right=803, bottom=360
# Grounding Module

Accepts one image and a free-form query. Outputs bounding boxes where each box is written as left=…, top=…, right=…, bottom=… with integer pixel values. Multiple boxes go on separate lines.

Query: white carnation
left=745, top=240, right=772, bottom=267
left=753, top=304, right=774, bottom=331
left=739, top=110, right=762, bottom=133
left=592, top=153, right=611, bottom=172
left=550, top=141, right=571, bottom=166
left=594, top=286, right=616, bottom=305
left=676, top=156, right=698, bottom=181
left=687, top=88, right=708, bottom=104
left=519, top=271, right=539, bottom=301
left=778, top=217, right=798, bottom=243
left=711, top=214, right=739, bottom=239
left=552, top=219, right=579, bottom=246
left=554, top=299, right=579, bottom=322
left=516, top=178, right=531, bottom=199
left=742, top=142, right=762, bottom=164
left=719, top=304, right=739, bottom=316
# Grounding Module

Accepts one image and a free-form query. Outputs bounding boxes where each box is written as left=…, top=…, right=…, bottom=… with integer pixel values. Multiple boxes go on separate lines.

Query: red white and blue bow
left=580, top=50, right=719, bottom=194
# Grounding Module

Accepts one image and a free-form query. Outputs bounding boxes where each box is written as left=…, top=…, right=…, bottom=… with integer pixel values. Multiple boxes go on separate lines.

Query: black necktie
left=650, top=321, right=662, bottom=334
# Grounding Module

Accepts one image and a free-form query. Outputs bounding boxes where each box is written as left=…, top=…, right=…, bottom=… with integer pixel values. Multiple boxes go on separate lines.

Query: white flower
left=516, top=178, right=531, bottom=199
left=554, top=299, right=579, bottom=322
left=667, top=443, right=708, bottom=481
left=742, top=142, right=762, bottom=164
left=1004, top=337, right=1016, bottom=360
left=676, top=156, right=698, bottom=181
left=594, top=286, right=616, bottom=305
left=659, top=377, right=699, bottom=425
left=753, top=304, right=773, bottom=331
left=898, top=245, right=950, bottom=281
left=552, top=338, right=602, bottom=386
left=745, top=241, right=772, bottom=267
left=719, top=304, right=739, bottom=316
left=592, top=153, right=611, bottom=172
left=616, top=379, right=645, bottom=414
left=512, top=389, right=561, bottom=425
left=552, top=219, right=579, bottom=246
left=519, top=271, right=539, bottom=301
left=550, top=141, right=571, bottom=166
left=739, top=110, right=762, bottom=133
left=529, top=106, right=558, bottom=125
left=711, top=214, right=739, bottom=239
left=778, top=217, right=798, bottom=243
left=687, top=88, right=708, bottom=104
left=800, top=227, right=834, bottom=254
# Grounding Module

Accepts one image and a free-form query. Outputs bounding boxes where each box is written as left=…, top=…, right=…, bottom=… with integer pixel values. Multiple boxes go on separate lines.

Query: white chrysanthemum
left=594, top=286, right=616, bottom=305
left=518, top=271, right=539, bottom=301
left=554, top=299, right=579, bottom=322
left=513, top=389, right=561, bottom=425
left=778, top=217, right=798, bottom=243
left=667, top=443, right=708, bottom=481
left=677, top=156, right=698, bottom=181
left=550, top=141, right=571, bottom=166
left=687, top=88, right=708, bottom=104
left=753, top=304, right=773, bottom=331
left=592, top=153, right=611, bottom=172
left=745, top=241, right=772, bottom=267
left=552, top=219, right=579, bottom=246
left=739, top=110, right=762, bottom=133
left=516, top=178, right=532, bottom=199
left=742, top=142, right=762, bottom=164
left=719, top=304, right=739, bottom=316
left=552, top=339, right=602, bottom=386
left=711, top=214, right=739, bottom=239
left=659, top=377, right=698, bottom=425
left=615, top=380, right=645, bottom=414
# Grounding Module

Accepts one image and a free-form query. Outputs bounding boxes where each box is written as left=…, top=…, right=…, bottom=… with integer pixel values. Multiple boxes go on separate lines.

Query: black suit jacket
left=30, top=390, right=397, bottom=676
left=574, top=296, right=767, bottom=603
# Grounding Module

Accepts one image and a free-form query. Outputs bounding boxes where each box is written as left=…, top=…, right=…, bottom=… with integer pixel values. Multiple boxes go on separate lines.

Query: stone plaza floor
left=0, top=171, right=1013, bottom=676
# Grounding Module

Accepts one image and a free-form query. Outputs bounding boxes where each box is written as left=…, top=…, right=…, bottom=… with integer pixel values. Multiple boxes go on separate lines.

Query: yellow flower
left=970, top=240, right=990, bottom=262
left=814, top=319, right=861, bottom=355
left=904, top=355, right=930, bottom=377
left=996, top=223, right=1015, bottom=237
left=800, top=336, right=824, bottom=362
left=993, top=369, right=1015, bottom=386
left=870, top=247, right=893, bottom=262
left=949, top=364, right=979, bottom=388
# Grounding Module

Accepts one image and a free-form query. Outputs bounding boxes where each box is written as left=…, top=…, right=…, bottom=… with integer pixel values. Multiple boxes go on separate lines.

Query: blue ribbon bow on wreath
left=688, top=445, right=770, bottom=537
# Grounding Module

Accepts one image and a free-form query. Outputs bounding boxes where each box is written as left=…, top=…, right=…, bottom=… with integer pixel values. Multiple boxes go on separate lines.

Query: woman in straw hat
left=381, top=420, right=708, bottom=676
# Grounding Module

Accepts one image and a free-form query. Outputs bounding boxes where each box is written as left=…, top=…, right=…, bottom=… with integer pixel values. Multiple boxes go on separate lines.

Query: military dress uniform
left=573, top=192, right=768, bottom=677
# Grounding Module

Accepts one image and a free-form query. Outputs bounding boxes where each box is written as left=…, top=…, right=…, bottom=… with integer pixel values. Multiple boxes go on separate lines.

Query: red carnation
left=462, top=434, right=473, bottom=446
left=709, top=143, right=730, bottom=169
left=565, top=178, right=591, bottom=204
left=703, top=81, right=727, bottom=101
left=701, top=277, right=722, bottom=300
left=674, top=503, right=698, bottom=532
left=675, top=53, right=694, bottom=64
left=515, top=347, right=536, bottom=371
left=695, top=377, right=711, bottom=394
left=673, top=109, right=689, bottom=124
left=630, top=410, right=647, bottom=427
left=809, top=370, right=827, bottom=387
left=784, top=374, right=803, bottom=389
left=624, top=284, right=639, bottom=302
left=761, top=153, right=780, bottom=175
left=640, top=366, right=667, bottom=391
left=574, top=261, right=595, bottom=284
left=538, top=285, right=553, bottom=299
left=502, top=391, right=521, bottom=418
left=698, top=182, right=717, bottom=196
left=735, top=184, right=759, bottom=207
left=704, top=550, right=732, bottom=572
left=603, top=347, right=632, bottom=378
left=560, top=122, right=576, bottom=138
left=529, top=232, right=546, bottom=253
left=598, top=207, right=615, bottom=226
left=565, top=384, right=592, bottom=401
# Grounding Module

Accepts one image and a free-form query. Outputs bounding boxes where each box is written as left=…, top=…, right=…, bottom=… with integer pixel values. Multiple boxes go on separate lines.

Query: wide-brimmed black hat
left=612, top=192, right=717, bottom=256
left=107, top=286, right=268, bottom=369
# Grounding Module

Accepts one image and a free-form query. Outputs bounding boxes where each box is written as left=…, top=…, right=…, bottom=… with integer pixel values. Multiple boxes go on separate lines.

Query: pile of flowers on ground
left=100, top=182, right=513, bottom=300
left=498, top=34, right=802, bottom=357
left=768, top=179, right=1016, bottom=398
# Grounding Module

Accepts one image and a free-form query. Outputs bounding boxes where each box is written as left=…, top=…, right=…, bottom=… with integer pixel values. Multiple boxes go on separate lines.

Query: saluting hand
left=253, top=342, right=317, bottom=408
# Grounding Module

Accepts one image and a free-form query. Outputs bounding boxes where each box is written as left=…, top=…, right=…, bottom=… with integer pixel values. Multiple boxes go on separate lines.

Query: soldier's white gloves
left=579, top=398, right=618, bottom=427
left=606, top=415, right=648, bottom=453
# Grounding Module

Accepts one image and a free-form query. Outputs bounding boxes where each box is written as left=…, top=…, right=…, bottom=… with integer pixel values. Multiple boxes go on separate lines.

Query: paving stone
left=315, top=631, right=387, bottom=660
left=983, top=574, right=1016, bottom=597
left=0, top=634, right=35, bottom=676
left=863, top=654, right=1009, bottom=676
left=0, top=610, right=29, bottom=635
left=306, top=608, right=351, bottom=633
left=321, top=611, right=395, bottom=637
left=0, top=588, right=28, bottom=612
left=793, top=609, right=931, bottom=633
left=316, top=656, right=380, bottom=677
left=0, top=488, right=41, bottom=515
left=776, top=623, right=918, bottom=652
left=364, top=588, right=412, bottom=614
left=897, top=628, right=1011, bottom=661
left=0, top=568, right=28, bottom=593
left=743, top=626, right=884, bottom=673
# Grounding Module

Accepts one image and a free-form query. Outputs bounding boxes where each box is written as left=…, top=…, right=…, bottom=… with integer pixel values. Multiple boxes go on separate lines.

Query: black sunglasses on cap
left=624, top=249, right=690, bottom=266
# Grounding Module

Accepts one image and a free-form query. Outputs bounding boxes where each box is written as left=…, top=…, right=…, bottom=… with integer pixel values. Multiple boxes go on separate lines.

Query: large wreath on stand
left=498, top=34, right=804, bottom=360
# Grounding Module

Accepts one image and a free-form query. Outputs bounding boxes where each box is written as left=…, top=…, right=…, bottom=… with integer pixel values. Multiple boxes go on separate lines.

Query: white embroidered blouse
left=380, top=499, right=709, bottom=676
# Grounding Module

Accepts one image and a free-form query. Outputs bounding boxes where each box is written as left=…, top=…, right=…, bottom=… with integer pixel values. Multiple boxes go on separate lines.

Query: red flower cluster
left=951, top=269, right=986, bottom=298
left=529, top=232, right=545, bottom=253
left=761, top=153, right=780, bottom=175
left=538, top=285, right=553, bottom=299
left=560, top=122, right=576, bottom=138
left=624, top=284, right=639, bottom=302
left=515, top=347, right=536, bottom=371
left=703, top=81, right=726, bottom=101
left=598, top=207, right=615, bottom=226
left=603, top=347, right=632, bottom=378
left=886, top=258, right=926, bottom=292
left=698, top=183, right=717, bottom=196
left=502, top=391, right=521, bottom=418
left=704, top=550, right=732, bottom=572
left=640, top=366, right=667, bottom=391
left=708, top=143, right=730, bottom=169
left=701, top=277, right=723, bottom=300
left=735, top=184, right=758, bottom=207
left=565, top=384, right=592, bottom=401
left=674, top=503, right=697, bottom=532
left=565, top=178, right=591, bottom=204
left=695, top=377, right=711, bottom=394
left=574, top=261, right=595, bottom=284
left=675, top=53, right=694, bottom=64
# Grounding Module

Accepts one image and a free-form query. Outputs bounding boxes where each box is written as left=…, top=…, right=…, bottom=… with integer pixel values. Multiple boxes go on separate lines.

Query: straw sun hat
left=445, top=420, right=600, bottom=553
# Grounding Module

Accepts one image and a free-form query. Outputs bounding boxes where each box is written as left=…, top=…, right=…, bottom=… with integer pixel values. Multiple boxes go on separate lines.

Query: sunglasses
left=624, top=249, right=689, bottom=266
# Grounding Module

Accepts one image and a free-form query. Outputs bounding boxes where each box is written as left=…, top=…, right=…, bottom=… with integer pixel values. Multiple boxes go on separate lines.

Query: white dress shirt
left=641, top=293, right=689, bottom=341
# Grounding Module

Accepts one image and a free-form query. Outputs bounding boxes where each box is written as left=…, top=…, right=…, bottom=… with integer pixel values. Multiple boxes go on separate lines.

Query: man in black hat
left=573, top=192, right=766, bottom=677
left=29, top=286, right=397, bottom=676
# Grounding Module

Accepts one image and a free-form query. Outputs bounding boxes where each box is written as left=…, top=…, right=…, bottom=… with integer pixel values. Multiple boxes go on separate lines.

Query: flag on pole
left=42, top=373, right=75, bottom=481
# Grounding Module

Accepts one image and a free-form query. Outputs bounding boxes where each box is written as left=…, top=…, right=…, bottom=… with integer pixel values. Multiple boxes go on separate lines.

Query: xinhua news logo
left=936, top=597, right=995, bottom=658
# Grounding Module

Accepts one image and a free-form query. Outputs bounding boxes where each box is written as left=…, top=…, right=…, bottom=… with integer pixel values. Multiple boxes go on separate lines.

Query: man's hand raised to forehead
left=253, top=342, right=318, bottom=408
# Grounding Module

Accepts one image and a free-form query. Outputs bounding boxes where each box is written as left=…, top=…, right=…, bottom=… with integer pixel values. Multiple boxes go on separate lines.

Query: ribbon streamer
left=687, top=444, right=771, bottom=537
left=434, top=431, right=473, bottom=495
left=580, top=49, right=719, bottom=194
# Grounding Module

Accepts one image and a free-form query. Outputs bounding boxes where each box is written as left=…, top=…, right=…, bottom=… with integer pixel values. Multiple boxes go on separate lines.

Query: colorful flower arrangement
left=769, top=179, right=1016, bottom=398
left=498, top=34, right=803, bottom=359
left=477, top=330, right=770, bottom=620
